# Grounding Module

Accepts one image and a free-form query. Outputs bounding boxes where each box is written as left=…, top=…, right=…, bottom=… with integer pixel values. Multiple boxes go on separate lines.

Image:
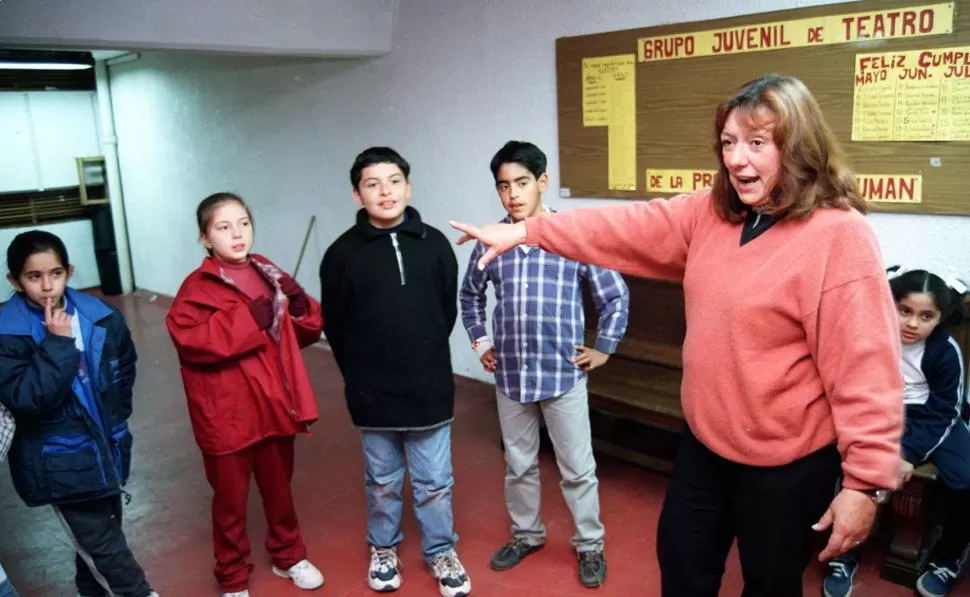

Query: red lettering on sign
left=843, top=9, right=933, bottom=40
left=642, top=35, right=696, bottom=59
left=712, top=25, right=790, bottom=53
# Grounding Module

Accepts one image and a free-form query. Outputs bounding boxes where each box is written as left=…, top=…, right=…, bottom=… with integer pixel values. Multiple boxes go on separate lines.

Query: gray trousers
left=496, top=377, right=604, bottom=552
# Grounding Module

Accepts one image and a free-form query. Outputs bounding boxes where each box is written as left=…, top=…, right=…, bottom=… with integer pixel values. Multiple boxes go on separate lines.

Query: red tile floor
left=0, top=292, right=955, bottom=596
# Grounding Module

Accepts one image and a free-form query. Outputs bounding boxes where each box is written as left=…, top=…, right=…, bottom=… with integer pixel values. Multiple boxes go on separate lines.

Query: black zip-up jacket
left=320, top=206, right=458, bottom=429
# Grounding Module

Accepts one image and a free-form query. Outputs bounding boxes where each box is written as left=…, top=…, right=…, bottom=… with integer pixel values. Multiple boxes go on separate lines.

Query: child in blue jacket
left=0, top=230, right=157, bottom=597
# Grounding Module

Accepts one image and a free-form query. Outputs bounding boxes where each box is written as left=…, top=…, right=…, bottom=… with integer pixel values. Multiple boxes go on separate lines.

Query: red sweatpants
left=202, top=435, right=307, bottom=592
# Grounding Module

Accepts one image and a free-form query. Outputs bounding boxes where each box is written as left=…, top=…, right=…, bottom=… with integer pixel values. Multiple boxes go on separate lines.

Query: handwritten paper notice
left=853, top=46, right=970, bottom=141
left=582, top=54, right=637, bottom=190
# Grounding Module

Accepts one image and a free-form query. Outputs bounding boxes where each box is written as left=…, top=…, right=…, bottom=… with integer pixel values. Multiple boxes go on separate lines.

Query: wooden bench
left=581, top=277, right=686, bottom=472
left=581, top=276, right=970, bottom=588
left=879, top=462, right=943, bottom=586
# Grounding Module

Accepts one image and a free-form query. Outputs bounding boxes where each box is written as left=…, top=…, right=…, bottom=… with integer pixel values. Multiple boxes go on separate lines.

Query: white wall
left=0, top=0, right=396, bottom=57
left=109, top=0, right=970, bottom=383
left=0, top=220, right=101, bottom=298
left=0, top=91, right=101, bottom=192
left=0, top=91, right=103, bottom=296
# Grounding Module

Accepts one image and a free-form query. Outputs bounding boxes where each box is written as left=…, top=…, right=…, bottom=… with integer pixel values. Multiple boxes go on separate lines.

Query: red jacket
left=166, top=254, right=323, bottom=456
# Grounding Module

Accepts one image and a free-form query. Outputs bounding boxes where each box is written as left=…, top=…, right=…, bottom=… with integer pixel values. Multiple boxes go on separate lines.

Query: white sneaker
left=271, top=559, right=324, bottom=590
left=368, top=545, right=403, bottom=592
left=427, top=550, right=471, bottom=597
left=221, top=592, right=250, bottom=597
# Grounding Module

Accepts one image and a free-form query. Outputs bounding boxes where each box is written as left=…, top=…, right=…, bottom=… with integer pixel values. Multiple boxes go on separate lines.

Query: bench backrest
left=583, top=276, right=970, bottom=394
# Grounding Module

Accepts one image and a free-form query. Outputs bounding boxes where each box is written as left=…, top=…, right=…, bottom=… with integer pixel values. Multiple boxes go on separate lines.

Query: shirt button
left=522, top=342, right=527, bottom=347
left=524, top=283, right=529, bottom=289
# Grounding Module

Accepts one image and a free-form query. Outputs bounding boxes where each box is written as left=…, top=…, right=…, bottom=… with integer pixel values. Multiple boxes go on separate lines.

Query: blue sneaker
left=917, top=560, right=961, bottom=597
left=823, top=558, right=858, bottom=597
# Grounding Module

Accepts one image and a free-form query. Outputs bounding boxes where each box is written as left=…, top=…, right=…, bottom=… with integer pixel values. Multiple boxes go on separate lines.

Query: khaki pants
left=495, top=377, right=604, bottom=552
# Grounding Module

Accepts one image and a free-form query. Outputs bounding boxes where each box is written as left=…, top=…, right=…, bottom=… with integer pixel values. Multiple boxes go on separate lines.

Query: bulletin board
left=555, top=0, right=970, bottom=215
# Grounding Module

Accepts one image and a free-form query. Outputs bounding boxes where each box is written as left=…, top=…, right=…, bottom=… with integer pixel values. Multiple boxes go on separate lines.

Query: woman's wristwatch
left=859, top=488, right=892, bottom=504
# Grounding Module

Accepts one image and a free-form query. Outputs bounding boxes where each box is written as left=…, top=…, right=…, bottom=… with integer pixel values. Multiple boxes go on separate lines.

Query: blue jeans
left=0, top=580, right=17, bottom=597
left=0, top=564, right=19, bottom=597
left=362, top=423, right=458, bottom=559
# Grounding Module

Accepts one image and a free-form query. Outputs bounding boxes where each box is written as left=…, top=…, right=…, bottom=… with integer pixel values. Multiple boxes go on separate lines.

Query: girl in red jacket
left=166, top=192, right=324, bottom=597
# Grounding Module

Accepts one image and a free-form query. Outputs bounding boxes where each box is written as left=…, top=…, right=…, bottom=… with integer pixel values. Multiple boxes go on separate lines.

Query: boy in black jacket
left=319, top=147, right=469, bottom=597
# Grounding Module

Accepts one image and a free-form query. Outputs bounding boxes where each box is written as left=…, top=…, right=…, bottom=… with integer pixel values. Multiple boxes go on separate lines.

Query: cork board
left=556, top=0, right=970, bottom=215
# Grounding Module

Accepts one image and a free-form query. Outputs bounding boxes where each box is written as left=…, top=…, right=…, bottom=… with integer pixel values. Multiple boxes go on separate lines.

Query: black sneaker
left=489, top=538, right=544, bottom=571
left=578, top=550, right=607, bottom=588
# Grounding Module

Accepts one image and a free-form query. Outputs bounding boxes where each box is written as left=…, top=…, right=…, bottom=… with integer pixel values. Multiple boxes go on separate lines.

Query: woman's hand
left=898, top=459, right=915, bottom=487
left=450, top=220, right=528, bottom=270
left=813, top=488, right=878, bottom=560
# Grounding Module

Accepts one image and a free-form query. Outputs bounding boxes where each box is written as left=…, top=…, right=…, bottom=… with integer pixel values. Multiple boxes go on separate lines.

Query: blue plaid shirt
left=0, top=402, right=12, bottom=465
left=460, top=214, right=629, bottom=403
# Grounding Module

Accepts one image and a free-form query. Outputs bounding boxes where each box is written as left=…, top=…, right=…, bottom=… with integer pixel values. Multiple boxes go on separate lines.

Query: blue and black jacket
left=902, top=325, right=967, bottom=464
left=0, top=288, right=137, bottom=507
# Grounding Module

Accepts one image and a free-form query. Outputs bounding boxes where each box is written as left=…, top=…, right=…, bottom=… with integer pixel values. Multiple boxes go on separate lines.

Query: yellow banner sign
left=646, top=169, right=716, bottom=193
left=645, top=169, right=922, bottom=203
left=858, top=174, right=922, bottom=203
left=637, top=3, right=953, bottom=62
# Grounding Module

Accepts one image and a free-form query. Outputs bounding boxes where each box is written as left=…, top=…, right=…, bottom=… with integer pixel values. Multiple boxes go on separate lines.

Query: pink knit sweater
left=526, top=189, right=902, bottom=490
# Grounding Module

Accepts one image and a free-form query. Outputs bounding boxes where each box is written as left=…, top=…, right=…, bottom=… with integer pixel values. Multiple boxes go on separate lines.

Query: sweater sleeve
left=320, top=246, right=349, bottom=375
left=901, top=338, right=964, bottom=464
left=524, top=192, right=704, bottom=281
left=805, top=220, right=903, bottom=491
left=438, top=232, right=459, bottom=334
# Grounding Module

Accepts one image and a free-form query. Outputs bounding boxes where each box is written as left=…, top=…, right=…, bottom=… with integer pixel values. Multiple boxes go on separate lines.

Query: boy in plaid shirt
left=460, top=141, right=629, bottom=589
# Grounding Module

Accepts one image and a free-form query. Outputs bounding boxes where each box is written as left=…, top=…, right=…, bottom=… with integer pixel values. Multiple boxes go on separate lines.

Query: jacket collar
left=0, top=288, right=112, bottom=337
left=356, top=206, right=426, bottom=240
left=500, top=204, right=555, bottom=224
left=199, top=253, right=277, bottom=280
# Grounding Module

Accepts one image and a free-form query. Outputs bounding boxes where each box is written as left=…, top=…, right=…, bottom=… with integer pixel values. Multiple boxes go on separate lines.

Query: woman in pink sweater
left=451, top=74, right=903, bottom=597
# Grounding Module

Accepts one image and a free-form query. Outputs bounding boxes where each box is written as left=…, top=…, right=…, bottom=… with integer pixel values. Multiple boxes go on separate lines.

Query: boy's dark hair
left=888, top=265, right=968, bottom=326
left=196, top=192, right=254, bottom=256
left=6, top=230, right=70, bottom=279
left=489, top=141, right=547, bottom=181
left=350, top=147, right=410, bottom=190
